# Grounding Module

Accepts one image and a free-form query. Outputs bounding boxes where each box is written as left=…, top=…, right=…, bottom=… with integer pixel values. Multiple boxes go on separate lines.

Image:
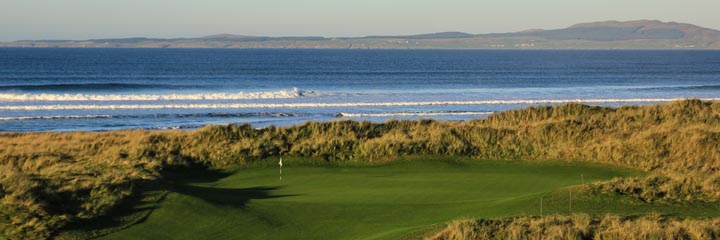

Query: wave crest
left=0, top=112, right=300, bottom=121
left=3, top=98, right=718, bottom=111
left=0, top=88, right=314, bottom=101
left=337, top=111, right=493, bottom=117
left=0, top=115, right=113, bottom=121
left=0, top=83, right=188, bottom=91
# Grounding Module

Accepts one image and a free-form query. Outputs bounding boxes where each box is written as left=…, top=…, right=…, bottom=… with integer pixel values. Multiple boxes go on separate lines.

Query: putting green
left=97, top=159, right=656, bottom=239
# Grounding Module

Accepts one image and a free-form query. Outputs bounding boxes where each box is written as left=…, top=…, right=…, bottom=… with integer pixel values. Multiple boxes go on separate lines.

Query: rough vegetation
left=1, top=100, right=719, bottom=238
left=586, top=175, right=714, bottom=203
left=429, top=214, right=720, bottom=240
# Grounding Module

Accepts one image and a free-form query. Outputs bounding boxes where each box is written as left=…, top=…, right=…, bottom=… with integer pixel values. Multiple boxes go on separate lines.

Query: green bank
left=75, top=158, right=708, bottom=240
left=4, top=100, right=720, bottom=239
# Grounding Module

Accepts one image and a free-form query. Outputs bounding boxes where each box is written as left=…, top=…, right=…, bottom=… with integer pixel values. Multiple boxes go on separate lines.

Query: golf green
left=99, top=159, right=651, bottom=239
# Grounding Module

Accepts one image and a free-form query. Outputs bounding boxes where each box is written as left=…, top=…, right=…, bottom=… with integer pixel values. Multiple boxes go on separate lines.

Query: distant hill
left=3, top=20, right=720, bottom=49
left=482, top=20, right=718, bottom=42
left=363, top=32, right=476, bottom=39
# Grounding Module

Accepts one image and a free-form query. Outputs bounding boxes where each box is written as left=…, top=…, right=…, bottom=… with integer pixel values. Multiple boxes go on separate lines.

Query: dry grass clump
left=587, top=175, right=714, bottom=203
left=1, top=100, right=720, bottom=238
left=430, top=214, right=720, bottom=240
left=479, top=100, right=720, bottom=199
left=0, top=131, right=175, bottom=239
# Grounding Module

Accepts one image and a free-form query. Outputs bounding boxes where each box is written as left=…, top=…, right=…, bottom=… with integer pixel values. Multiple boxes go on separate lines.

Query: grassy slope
left=95, top=158, right=700, bottom=240
left=4, top=100, right=720, bottom=239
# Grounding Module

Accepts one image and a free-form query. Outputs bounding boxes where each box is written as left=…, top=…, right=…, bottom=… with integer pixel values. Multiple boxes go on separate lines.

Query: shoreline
left=2, top=98, right=719, bottom=133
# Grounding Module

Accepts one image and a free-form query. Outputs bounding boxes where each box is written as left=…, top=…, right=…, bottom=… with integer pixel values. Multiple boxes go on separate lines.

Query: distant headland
left=3, top=20, right=720, bottom=49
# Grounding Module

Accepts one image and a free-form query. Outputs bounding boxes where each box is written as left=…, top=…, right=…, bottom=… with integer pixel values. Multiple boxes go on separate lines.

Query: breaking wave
left=2, top=98, right=718, bottom=111
left=0, top=112, right=301, bottom=121
left=337, top=111, right=494, bottom=117
left=643, top=84, right=720, bottom=91
left=0, top=88, right=317, bottom=101
left=0, top=83, right=199, bottom=91
left=0, top=115, right=113, bottom=121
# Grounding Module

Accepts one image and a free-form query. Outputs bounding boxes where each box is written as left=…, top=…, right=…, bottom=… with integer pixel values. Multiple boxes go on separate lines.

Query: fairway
left=96, top=159, right=653, bottom=239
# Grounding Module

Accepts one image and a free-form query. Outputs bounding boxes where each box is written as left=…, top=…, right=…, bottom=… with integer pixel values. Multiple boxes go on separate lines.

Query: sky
left=1, top=0, right=719, bottom=41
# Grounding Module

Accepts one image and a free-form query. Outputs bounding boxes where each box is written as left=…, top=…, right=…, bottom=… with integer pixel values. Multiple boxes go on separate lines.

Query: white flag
left=279, top=157, right=283, bottom=168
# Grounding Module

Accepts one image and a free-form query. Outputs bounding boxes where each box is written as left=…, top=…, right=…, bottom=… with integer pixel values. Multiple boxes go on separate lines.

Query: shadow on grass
left=56, top=180, right=168, bottom=239
left=161, top=166, right=234, bottom=184
left=162, top=167, right=299, bottom=207
left=57, top=167, right=297, bottom=239
left=173, top=185, right=297, bottom=207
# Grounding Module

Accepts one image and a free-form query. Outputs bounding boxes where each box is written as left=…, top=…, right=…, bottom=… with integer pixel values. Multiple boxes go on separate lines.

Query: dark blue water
left=1, top=48, right=719, bottom=132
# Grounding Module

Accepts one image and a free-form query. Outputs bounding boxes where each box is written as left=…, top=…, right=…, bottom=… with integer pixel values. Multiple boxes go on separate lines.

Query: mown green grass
left=94, top=158, right=713, bottom=240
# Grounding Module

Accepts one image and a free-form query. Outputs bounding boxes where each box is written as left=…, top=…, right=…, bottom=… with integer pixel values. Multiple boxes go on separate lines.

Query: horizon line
left=4, top=19, right=717, bottom=42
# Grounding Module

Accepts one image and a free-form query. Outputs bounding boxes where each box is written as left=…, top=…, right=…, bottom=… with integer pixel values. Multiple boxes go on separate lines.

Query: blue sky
left=1, top=0, right=719, bottom=41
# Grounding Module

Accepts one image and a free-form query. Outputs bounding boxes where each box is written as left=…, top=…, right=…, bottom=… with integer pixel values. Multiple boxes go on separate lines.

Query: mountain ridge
left=3, top=20, right=720, bottom=49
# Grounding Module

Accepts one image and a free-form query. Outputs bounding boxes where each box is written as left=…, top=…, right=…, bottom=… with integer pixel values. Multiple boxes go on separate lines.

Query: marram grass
left=1, top=100, right=720, bottom=239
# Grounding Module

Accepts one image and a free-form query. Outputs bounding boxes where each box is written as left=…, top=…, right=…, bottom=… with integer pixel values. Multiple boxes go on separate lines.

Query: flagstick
left=569, top=189, right=572, bottom=212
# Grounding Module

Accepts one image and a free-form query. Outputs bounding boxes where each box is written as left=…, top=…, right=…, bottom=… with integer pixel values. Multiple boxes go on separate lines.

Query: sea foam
left=337, top=111, right=494, bottom=117
left=2, top=98, right=718, bottom=111
left=0, top=112, right=299, bottom=121
left=0, top=115, right=113, bottom=121
left=0, top=88, right=312, bottom=101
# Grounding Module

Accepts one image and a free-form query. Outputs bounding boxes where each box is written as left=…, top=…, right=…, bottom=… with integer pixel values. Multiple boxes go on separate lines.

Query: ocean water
left=1, top=48, right=719, bottom=132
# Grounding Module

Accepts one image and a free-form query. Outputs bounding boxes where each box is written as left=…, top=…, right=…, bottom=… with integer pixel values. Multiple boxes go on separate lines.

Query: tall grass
left=429, top=214, right=720, bottom=240
left=1, top=100, right=719, bottom=238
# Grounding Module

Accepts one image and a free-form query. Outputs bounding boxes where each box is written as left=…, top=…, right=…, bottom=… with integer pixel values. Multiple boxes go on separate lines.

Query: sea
left=1, top=48, right=719, bottom=132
